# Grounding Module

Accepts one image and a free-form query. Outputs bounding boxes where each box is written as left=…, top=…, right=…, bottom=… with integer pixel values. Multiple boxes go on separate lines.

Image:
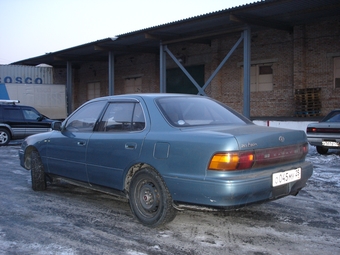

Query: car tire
left=0, top=128, right=10, bottom=146
left=31, top=150, right=47, bottom=191
left=129, top=168, right=177, bottom=227
left=316, top=146, right=328, bottom=155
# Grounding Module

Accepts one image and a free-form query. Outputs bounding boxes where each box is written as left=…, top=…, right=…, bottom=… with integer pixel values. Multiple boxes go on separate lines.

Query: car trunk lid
left=183, top=124, right=308, bottom=169
left=224, top=125, right=308, bottom=168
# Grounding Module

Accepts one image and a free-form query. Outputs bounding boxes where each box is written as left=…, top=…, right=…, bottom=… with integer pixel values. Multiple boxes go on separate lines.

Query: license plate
left=272, top=168, right=301, bottom=187
left=322, top=141, right=340, bottom=147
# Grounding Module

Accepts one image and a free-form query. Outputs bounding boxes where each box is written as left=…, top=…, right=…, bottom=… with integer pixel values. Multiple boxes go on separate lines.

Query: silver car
left=306, top=109, right=340, bottom=154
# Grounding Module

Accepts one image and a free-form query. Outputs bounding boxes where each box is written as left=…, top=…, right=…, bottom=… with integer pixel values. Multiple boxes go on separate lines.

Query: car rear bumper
left=166, top=161, right=313, bottom=209
left=308, top=137, right=340, bottom=148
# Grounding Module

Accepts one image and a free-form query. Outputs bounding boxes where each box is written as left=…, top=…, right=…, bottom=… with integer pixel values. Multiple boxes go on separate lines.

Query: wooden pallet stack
left=294, top=88, right=321, bottom=117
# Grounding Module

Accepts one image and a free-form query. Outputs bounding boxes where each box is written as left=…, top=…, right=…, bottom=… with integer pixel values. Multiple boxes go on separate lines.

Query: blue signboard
left=0, top=84, right=10, bottom=99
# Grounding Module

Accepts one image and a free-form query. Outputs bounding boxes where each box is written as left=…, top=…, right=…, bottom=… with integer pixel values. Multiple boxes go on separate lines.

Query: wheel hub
left=143, top=192, right=153, bottom=203
left=0, top=132, right=8, bottom=143
left=139, top=183, right=158, bottom=212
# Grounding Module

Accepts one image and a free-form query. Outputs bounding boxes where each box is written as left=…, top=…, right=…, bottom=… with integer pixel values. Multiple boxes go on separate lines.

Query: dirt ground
left=0, top=143, right=339, bottom=255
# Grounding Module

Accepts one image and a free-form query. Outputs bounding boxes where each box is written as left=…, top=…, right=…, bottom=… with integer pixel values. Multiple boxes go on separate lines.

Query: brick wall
left=69, top=16, right=340, bottom=117
left=301, top=17, right=340, bottom=114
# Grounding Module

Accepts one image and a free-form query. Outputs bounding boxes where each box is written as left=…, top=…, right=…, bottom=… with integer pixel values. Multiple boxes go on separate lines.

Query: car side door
left=2, top=106, right=26, bottom=138
left=86, top=100, right=147, bottom=190
left=21, top=107, right=51, bottom=136
left=46, top=100, right=107, bottom=182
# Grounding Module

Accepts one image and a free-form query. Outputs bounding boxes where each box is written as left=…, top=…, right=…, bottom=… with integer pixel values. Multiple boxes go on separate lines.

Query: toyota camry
left=19, top=94, right=313, bottom=227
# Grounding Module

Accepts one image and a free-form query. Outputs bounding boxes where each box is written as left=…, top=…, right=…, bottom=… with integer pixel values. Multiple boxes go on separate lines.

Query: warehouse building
left=11, top=0, right=340, bottom=119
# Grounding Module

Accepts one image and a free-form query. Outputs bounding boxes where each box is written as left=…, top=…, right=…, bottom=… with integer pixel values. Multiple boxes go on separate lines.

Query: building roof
left=12, top=0, right=340, bottom=68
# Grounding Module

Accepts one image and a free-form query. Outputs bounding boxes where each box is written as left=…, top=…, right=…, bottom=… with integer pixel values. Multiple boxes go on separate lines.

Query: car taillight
left=302, top=143, right=309, bottom=154
left=208, top=152, right=254, bottom=171
left=307, top=127, right=340, bottom=133
left=254, top=143, right=308, bottom=167
left=208, top=143, right=308, bottom=171
left=306, top=127, right=317, bottom=132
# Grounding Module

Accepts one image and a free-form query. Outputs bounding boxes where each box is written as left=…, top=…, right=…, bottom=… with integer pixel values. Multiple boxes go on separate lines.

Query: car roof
left=88, top=93, right=201, bottom=103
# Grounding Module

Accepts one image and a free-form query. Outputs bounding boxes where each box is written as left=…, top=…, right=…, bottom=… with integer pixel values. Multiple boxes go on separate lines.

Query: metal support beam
left=66, top=61, right=73, bottom=116
left=202, top=35, right=244, bottom=91
left=108, top=51, right=115, bottom=95
left=164, top=45, right=206, bottom=96
left=158, top=29, right=251, bottom=114
left=159, top=43, right=166, bottom=93
left=243, top=27, right=251, bottom=118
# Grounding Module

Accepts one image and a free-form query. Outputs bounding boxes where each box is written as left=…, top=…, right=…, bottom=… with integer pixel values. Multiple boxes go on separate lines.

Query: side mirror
left=37, top=115, right=44, bottom=121
left=51, top=121, right=62, bottom=131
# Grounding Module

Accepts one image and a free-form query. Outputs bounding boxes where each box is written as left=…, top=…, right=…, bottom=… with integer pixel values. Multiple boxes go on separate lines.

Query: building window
left=334, top=57, right=340, bottom=88
left=124, top=77, right=142, bottom=94
left=242, top=64, right=273, bottom=92
left=250, top=64, right=273, bottom=92
left=87, top=82, right=101, bottom=100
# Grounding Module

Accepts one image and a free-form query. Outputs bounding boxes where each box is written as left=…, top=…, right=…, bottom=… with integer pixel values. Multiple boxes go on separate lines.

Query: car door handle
left=125, top=143, right=137, bottom=150
left=77, top=141, right=86, bottom=146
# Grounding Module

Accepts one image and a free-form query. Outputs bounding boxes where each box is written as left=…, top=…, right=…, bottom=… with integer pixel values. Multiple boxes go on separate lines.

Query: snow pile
left=307, top=145, right=340, bottom=189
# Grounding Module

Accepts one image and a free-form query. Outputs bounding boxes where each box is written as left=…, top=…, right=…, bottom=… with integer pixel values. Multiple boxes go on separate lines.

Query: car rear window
left=323, top=111, right=340, bottom=122
left=156, top=96, right=249, bottom=127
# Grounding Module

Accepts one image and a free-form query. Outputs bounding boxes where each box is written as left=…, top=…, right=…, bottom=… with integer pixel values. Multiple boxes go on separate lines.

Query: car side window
left=132, top=103, right=146, bottom=130
left=65, top=101, right=106, bottom=132
left=22, top=108, right=40, bottom=120
left=98, top=102, right=145, bottom=132
left=3, top=108, right=24, bottom=120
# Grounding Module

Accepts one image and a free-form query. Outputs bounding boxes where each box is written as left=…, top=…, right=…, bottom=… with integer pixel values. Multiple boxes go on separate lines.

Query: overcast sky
left=0, top=0, right=254, bottom=65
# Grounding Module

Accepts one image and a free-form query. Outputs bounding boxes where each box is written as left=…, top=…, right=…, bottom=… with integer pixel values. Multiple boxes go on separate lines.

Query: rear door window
left=3, top=108, right=24, bottom=121
left=97, top=102, right=145, bottom=132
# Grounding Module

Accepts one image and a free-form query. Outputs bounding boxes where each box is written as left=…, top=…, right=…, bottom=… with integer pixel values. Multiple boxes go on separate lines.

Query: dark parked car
left=0, top=100, right=53, bottom=146
left=306, top=109, right=340, bottom=154
left=19, top=94, right=313, bottom=227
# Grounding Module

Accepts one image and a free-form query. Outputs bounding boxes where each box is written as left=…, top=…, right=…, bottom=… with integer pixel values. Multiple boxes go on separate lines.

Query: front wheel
left=31, top=150, right=47, bottom=191
left=316, top=146, right=328, bottom=155
left=129, top=168, right=177, bottom=227
left=0, top=128, right=10, bottom=146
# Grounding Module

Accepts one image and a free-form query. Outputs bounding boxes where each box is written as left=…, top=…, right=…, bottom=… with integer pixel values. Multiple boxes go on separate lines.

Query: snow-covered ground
left=307, top=145, right=340, bottom=192
left=0, top=140, right=339, bottom=255
left=309, top=145, right=340, bottom=168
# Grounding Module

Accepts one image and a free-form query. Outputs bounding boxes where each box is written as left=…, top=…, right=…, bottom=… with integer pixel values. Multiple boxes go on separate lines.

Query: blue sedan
left=19, top=94, right=313, bottom=227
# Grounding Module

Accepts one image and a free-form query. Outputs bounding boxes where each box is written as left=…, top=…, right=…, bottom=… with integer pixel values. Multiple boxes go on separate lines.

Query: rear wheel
left=31, top=150, right=46, bottom=191
left=129, top=168, right=177, bottom=227
left=0, top=128, right=10, bottom=146
left=316, top=146, right=328, bottom=155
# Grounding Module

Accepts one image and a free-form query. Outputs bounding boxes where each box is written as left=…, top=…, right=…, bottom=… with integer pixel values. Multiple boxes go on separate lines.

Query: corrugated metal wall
left=0, top=64, right=53, bottom=84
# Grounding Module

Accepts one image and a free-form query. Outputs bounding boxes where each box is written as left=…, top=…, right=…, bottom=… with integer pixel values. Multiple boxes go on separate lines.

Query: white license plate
left=322, top=141, right=340, bottom=147
left=272, top=168, right=301, bottom=187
